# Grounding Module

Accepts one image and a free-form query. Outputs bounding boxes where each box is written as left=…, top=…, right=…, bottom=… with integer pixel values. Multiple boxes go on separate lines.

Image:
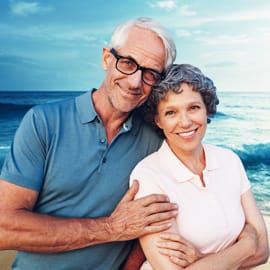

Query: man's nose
left=127, top=70, right=143, bottom=88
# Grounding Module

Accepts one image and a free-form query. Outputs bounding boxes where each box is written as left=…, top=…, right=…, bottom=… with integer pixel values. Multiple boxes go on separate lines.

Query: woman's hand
left=157, top=232, right=203, bottom=267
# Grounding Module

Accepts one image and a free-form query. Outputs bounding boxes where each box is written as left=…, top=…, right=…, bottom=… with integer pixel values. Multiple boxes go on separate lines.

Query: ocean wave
left=215, top=112, right=227, bottom=118
left=235, top=143, right=270, bottom=166
left=0, top=102, right=34, bottom=110
left=0, top=145, right=10, bottom=150
left=0, top=91, right=84, bottom=107
left=214, top=111, right=244, bottom=120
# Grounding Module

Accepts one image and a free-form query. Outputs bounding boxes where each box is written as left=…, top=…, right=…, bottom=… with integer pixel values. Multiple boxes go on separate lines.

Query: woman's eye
left=165, top=111, right=175, bottom=116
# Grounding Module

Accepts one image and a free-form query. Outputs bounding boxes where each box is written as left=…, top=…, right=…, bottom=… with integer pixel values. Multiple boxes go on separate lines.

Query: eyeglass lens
left=111, top=48, right=163, bottom=86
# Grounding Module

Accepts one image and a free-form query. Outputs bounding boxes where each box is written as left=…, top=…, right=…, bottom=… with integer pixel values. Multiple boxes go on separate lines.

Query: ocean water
left=0, top=91, right=269, bottom=215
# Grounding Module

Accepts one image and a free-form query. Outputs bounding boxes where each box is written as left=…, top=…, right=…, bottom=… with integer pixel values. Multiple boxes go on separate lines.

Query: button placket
left=96, top=119, right=108, bottom=170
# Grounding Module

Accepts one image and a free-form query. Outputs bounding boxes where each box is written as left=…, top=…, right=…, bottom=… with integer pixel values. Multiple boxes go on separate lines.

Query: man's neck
left=92, top=87, right=131, bottom=145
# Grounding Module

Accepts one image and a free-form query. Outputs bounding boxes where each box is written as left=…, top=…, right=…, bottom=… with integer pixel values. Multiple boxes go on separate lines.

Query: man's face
left=102, top=26, right=166, bottom=113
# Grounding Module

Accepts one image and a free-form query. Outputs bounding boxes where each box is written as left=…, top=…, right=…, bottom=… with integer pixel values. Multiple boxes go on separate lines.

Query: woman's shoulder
left=132, top=150, right=160, bottom=172
left=204, top=143, right=241, bottom=163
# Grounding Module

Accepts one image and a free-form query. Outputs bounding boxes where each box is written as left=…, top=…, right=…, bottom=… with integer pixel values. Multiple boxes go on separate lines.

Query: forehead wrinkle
left=118, top=26, right=165, bottom=72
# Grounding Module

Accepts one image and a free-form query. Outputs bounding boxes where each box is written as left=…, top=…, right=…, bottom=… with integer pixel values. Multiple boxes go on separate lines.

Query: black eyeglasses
left=110, top=48, right=165, bottom=86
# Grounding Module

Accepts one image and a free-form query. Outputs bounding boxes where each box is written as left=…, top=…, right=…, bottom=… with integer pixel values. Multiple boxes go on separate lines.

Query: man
left=0, top=17, right=178, bottom=269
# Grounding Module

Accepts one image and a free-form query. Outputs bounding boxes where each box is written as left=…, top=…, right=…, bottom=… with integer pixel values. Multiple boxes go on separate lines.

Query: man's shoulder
left=26, top=95, right=79, bottom=125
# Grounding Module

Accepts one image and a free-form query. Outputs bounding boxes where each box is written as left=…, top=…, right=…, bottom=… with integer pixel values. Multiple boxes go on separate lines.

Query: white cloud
left=165, top=6, right=270, bottom=29
left=148, top=0, right=176, bottom=10
left=9, top=1, right=53, bottom=16
left=188, top=7, right=270, bottom=27
left=198, top=34, right=251, bottom=45
left=0, top=22, right=104, bottom=49
left=177, top=5, right=197, bottom=16
left=221, top=8, right=270, bottom=22
left=175, top=29, right=192, bottom=37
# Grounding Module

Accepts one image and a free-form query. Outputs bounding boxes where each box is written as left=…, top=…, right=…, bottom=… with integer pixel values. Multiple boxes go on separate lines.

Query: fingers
left=169, top=256, right=189, bottom=267
left=157, top=235, right=189, bottom=254
left=119, top=180, right=140, bottom=203
left=109, top=185, right=179, bottom=240
left=157, top=233, right=200, bottom=266
left=120, top=181, right=170, bottom=204
left=159, top=232, right=187, bottom=242
left=144, top=222, right=173, bottom=235
left=157, top=243, right=190, bottom=267
left=158, top=246, right=195, bottom=266
left=139, top=193, right=170, bottom=207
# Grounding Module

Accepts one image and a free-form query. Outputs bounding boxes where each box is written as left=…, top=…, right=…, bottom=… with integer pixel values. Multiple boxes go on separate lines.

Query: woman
left=129, top=64, right=269, bottom=269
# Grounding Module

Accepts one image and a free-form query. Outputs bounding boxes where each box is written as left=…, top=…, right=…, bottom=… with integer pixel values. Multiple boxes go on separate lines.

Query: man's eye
left=120, top=59, right=135, bottom=67
left=190, top=105, right=200, bottom=110
left=144, top=70, right=159, bottom=81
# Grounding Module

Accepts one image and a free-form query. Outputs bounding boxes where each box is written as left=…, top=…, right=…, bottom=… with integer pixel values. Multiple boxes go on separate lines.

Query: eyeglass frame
left=110, top=48, right=165, bottom=86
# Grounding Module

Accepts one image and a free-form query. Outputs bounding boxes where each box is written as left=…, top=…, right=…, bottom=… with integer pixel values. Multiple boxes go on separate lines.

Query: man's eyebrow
left=121, top=52, right=163, bottom=74
left=122, top=53, right=137, bottom=62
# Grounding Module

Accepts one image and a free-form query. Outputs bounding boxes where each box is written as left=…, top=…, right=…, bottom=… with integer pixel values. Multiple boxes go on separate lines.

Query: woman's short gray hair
left=141, top=64, right=219, bottom=128
left=109, top=17, right=176, bottom=71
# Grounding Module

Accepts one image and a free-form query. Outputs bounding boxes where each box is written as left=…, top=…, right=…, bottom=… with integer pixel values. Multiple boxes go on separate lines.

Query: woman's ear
left=102, top=47, right=112, bottom=71
left=154, top=115, right=162, bottom=129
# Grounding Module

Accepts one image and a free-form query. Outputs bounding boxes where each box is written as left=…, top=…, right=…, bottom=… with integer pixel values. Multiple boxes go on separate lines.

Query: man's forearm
left=0, top=179, right=178, bottom=253
left=0, top=210, right=113, bottom=253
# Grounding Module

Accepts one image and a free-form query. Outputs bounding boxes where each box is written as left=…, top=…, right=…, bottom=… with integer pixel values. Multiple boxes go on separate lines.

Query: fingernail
left=172, top=203, right=178, bottom=209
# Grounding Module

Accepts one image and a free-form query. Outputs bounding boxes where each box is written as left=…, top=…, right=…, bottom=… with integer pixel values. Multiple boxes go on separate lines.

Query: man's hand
left=106, top=180, right=178, bottom=241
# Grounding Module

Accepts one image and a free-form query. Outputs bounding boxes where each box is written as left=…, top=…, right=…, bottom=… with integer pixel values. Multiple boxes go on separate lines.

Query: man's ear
left=102, top=47, right=112, bottom=71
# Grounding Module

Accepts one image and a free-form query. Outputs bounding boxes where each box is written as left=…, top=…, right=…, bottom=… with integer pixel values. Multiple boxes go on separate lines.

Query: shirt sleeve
left=130, top=161, right=165, bottom=200
left=0, top=107, right=47, bottom=191
left=235, top=153, right=251, bottom=194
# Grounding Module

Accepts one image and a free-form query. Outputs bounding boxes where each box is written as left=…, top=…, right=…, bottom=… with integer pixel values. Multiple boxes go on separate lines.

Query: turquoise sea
left=0, top=91, right=269, bottom=216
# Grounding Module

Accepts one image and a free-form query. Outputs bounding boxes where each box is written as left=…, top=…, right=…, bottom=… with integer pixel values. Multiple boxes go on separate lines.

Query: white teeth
left=179, top=130, right=195, bottom=137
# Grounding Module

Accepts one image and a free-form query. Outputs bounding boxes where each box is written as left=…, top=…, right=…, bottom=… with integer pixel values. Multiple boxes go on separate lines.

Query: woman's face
left=155, top=82, right=208, bottom=156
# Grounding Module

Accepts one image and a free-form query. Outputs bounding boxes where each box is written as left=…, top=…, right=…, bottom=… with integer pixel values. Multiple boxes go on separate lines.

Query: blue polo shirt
left=0, top=90, right=162, bottom=270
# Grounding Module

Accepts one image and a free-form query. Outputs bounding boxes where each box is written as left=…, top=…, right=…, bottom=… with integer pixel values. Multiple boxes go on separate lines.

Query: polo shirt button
left=100, top=138, right=106, bottom=143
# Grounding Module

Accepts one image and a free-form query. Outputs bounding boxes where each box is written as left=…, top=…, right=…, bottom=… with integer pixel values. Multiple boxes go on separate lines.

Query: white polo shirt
left=130, top=141, right=250, bottom=254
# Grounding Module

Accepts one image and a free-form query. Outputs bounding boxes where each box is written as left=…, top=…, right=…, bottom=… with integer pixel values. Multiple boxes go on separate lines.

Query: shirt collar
left=75, top=89, right=97, bottom=124
left=157, top=141, right=220, bottom=183
left=203, top=144, right=220, bottom=171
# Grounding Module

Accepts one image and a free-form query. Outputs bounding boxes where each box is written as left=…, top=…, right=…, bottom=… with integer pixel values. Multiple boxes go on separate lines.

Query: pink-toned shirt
left=130, top=141, right=250, bottom=254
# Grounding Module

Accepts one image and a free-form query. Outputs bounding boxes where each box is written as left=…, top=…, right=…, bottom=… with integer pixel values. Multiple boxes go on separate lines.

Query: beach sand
left=0, top=216, right=269, bottom=270
left=0, top=250, right=16, bottom=270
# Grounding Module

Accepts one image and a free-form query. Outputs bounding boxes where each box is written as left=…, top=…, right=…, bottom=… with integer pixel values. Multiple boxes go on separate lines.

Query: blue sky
left=0, top=0, right=270, bottom=92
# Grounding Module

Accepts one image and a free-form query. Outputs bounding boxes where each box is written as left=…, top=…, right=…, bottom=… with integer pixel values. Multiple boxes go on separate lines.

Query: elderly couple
left=0, top=17, right=268, bottom=270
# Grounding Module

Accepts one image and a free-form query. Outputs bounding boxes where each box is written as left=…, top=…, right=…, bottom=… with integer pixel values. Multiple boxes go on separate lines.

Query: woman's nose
left=179, top=113, right=192, bottom=127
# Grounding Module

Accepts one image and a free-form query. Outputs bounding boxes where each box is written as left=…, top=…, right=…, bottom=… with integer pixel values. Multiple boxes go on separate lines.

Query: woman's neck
left=167, top=141, right=206, bottom=185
